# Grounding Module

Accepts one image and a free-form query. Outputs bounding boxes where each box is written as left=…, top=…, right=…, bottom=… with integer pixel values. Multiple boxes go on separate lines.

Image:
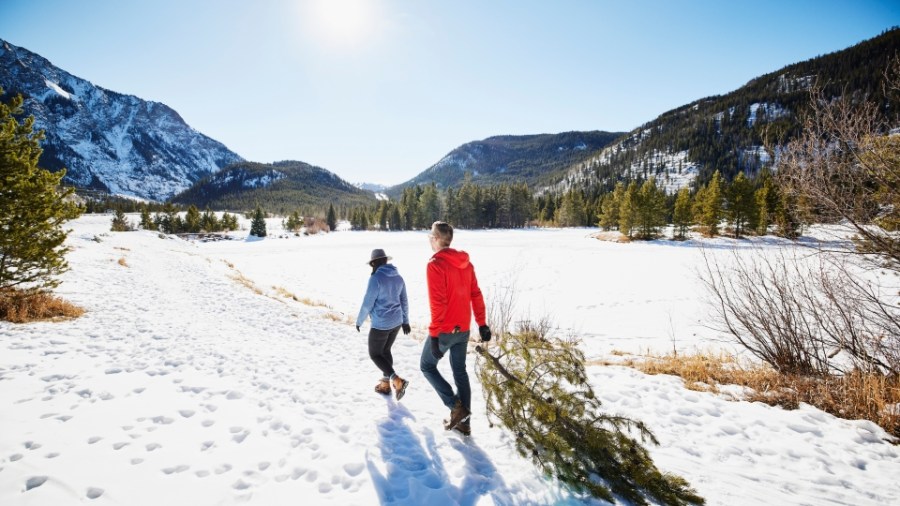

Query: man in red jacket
left=420, top=221, right=491, bottom=435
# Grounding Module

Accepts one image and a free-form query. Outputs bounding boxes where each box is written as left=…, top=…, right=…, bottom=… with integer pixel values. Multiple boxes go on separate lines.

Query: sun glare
left=300, top=0, right=380, bottom=51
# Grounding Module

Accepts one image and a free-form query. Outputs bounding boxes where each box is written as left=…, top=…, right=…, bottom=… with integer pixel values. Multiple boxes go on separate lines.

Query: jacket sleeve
left=427, top=259, right=447, bottom=336
left=356, top=276, right=379, bottom=328
left=400, top=279, right=409, bottom=325
left=470, top=264, right=487, bottom=327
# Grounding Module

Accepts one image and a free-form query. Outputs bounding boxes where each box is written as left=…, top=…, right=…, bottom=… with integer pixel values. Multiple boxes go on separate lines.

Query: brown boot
left=391, top=375, right=409, bottom=401
left=374, top=378, right=391, bottom=395
left=443, top=417, right=471, bottom=436
left=446, top=399, right=470, bottom=431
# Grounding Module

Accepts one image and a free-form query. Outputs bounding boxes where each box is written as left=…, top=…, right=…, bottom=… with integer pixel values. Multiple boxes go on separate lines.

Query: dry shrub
left=620, top=351, right=900, bottom=439
left=304, top=217, right=330, bottom=235
left=0, top=289, right=85, bottom=323
left=273, top=286, right=299, bottom=301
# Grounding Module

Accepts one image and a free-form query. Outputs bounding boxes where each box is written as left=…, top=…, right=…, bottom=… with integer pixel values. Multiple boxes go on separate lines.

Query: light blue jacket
left=356, top=264, right=409, bottom=330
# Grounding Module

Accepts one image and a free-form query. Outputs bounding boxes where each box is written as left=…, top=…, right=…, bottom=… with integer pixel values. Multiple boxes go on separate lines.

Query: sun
left=299, top=0, right=380, bottom=52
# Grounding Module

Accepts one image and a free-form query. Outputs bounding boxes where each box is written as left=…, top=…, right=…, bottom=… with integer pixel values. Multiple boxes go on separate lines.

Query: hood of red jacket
left=433, top=248, right=470, bottom=269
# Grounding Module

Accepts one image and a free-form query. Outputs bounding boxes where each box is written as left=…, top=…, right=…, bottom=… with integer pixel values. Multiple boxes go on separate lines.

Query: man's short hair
left=431, top=221, right=453, bottom=248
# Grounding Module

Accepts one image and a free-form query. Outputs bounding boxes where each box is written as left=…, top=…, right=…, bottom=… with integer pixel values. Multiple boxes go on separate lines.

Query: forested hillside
left=171, top=161, right=375, bottom=214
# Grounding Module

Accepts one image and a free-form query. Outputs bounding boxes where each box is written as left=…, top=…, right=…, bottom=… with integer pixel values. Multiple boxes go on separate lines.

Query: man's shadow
left=366, top=399, right=516, bottom=505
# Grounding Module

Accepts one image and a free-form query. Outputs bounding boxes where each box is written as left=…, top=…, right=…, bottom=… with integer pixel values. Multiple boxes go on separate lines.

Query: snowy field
left=1, top=214, right=898, bottom=505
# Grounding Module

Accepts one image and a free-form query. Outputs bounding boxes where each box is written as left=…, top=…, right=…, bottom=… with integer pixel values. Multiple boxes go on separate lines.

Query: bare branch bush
left=701, top=247, right=900, bottom=377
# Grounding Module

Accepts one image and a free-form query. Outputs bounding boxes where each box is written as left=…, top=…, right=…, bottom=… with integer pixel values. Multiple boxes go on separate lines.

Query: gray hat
left=368, top=249, right=391, bottom=263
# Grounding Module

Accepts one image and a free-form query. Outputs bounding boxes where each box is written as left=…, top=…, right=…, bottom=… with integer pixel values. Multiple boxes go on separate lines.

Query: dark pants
left=368, top=325, right=400, bottom=377
left=420, top=331, right=470, bottom=411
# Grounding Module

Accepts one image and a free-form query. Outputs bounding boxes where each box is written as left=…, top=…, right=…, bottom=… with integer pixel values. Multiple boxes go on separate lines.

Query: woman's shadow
left=365, top=399, right=516, bottom=506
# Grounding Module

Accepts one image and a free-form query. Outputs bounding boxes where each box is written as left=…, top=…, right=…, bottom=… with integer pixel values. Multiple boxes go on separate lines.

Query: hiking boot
left=444, top=417, right=471, bottom=436
left=446, top=399, right=470, bottom=431
left=391, top=375, right=409, bottom=401
left=374, top=379, right=391, bottom=395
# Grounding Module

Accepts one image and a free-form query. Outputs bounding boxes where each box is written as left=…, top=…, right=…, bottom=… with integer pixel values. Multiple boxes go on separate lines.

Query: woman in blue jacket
left=356, top=249, right=411, bottom=400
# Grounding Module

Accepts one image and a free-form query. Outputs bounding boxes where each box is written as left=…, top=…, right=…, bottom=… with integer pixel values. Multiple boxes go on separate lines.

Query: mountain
left=0, top=38, right=243, bottom=201
left=171, top=160, right=376, bottom=212
left=553, top=27, right=900, bottom=194
left=387, top=131, right=623, bottom=196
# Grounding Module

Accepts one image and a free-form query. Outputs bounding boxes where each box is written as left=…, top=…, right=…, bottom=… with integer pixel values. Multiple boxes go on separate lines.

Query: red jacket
left=427, top=248, right=486, bottom=337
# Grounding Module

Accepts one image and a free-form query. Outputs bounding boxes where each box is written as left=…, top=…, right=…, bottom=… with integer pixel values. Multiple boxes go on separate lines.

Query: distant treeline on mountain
left=386, top=131, right=623, bottom=197
left=170, top=161, right=375, bottom=214
left=556, top=27, right=900, bottom=194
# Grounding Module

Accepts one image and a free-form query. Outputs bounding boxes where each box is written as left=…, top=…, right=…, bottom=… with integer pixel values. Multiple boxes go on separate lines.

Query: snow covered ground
left=1, top=215, right=898, bottom=505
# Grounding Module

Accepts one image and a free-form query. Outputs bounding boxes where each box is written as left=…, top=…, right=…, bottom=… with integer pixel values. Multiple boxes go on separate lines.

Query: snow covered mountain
left=0, top=38, right=243, bottom=201
left=387, top=131, right=622, bottom=197
left=552, top=28, right=900, bottom=194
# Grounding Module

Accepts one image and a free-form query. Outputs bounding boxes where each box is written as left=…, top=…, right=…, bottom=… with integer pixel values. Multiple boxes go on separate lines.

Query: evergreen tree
left=139, top=205, right=154, bottom=230
left=634, top=177, right=667, bottom=239
left=221, top=212, right=238, bottom=231
left=284, top=211, right=303, bottom=233
left=598, top=183, right=623, bottom=230
left=724, top=171, right=757, bottom=238
left=110, top=209, right=133, bottom=232
left=200, top=208, right=219, bottom=232
left=0, top=88, right=83, bottom=292
left=250, top=205, right=267, bottom=237
left=184, top=205, right=201, bottom=233
left=326, top=203, right=337, bottom=232
left=476, top=333, right=704, bottom=505
left=754, top=169, right=778, bottom=235
left=619, top=181, right=639, bottom=237
left=698, top=170, right=724, bottom=236
left=389, top=205, right=402, bottom=232
left=673, top=187, right=693, bottom=240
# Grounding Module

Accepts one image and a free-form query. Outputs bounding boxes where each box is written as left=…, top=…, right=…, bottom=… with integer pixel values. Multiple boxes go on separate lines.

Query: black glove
left=356, top=325, right=360, bottom=332
left=402, top=323, right=411, bottom=335
left=479, top=325, right=492, bottom=342
left=430, top=337, right=444, bottom=360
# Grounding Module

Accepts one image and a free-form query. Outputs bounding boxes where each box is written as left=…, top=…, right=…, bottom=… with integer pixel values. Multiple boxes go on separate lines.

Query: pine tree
left=476, top=333, right=704, bottom=505
left=619, top=181, right=638, bottom=237
left=200, top=208, right=219, bottom=232
left=110, top=209, right=133, bottom=232
left=139, top=205, right=154, bottom=230
left=673, top=187, right=693, bottom=240
left=724, top=171, right=757, bottom=238
left=0, top=88, right=83, bottom=292
left=634, top=177, right=667, bottom=239
left=184, top=205, right=201, bottom=233
left=284, top=211, right=303, bottom=233
left=220, top=211, right=237, bottom=231
left=699, top=170, right=724, bottom=236
left=326, top=203, right=337, bottom=232
left=250, top=205, right=267, bottom=237
left=389, top=205, right=402, bottom=232
left=597, top=183, right=623, bottom=230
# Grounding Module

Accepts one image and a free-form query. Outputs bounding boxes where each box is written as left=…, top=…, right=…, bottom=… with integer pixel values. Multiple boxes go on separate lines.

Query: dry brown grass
left=117, top=257, right=128, bottom=267
left=230, top=272, right=262, bottom=295
left=0, top=289, right=85, bottom=323
left=272, top=285, right=330, bottom=308
left=608, top=351, right=900, bottom=439
left=591, top=231, right=631, bottom=243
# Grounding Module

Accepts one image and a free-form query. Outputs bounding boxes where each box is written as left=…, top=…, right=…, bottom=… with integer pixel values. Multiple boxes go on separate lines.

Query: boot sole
left=394, top=380, right=409, bottom=401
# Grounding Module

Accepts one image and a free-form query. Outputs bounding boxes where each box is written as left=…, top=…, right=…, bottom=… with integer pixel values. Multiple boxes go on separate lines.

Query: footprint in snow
left=179, top=409, right=195, bottom=418
left=162, top=465, right=189, bottom=474
left=25, top=476, right=48, bottom=491
left=86, top=487, right=104, bottom=499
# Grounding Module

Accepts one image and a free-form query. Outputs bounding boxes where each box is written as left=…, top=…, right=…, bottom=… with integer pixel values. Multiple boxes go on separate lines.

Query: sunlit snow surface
left=1, top=215, right=898, bottom=505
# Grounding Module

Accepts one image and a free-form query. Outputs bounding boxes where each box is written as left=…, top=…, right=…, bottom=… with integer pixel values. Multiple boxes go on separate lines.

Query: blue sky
left=1, top=0, right=898, bottom=185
